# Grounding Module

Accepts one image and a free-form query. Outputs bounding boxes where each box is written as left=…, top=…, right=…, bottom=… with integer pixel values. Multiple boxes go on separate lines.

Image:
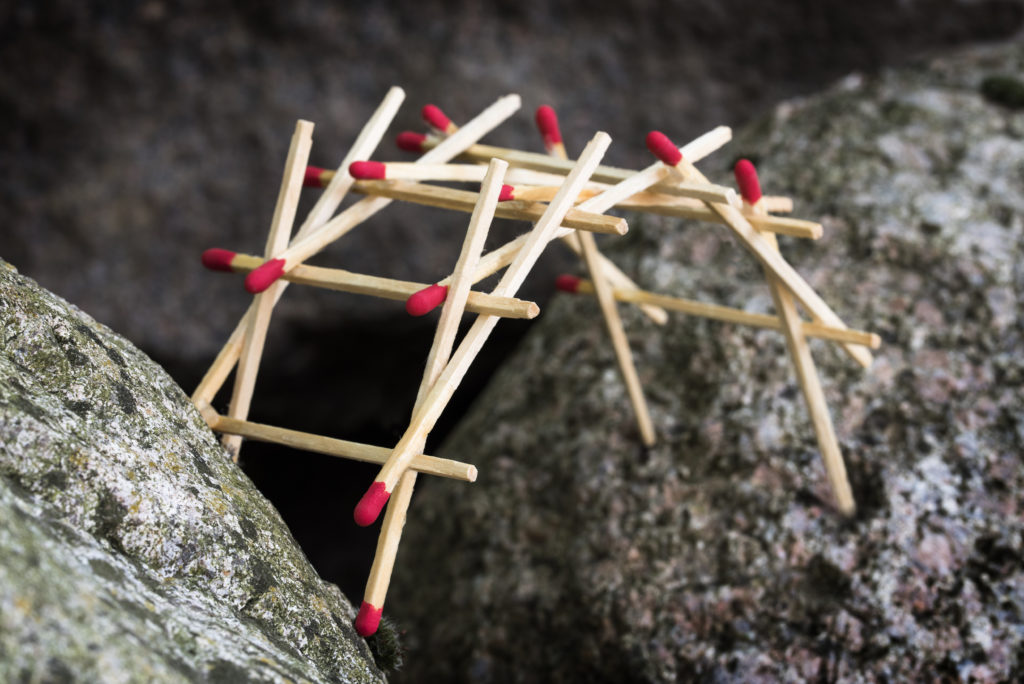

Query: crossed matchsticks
left=191, top=88, right=879, bottom=637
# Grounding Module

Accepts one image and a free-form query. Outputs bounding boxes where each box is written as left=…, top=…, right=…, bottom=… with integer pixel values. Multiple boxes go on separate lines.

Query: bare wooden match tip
left=535, top=105, right=562, bottom=145
left=354, top=481, right=390, bottom=527
left=734, top=159, right=762, bottom=204
left=349, top=161, right=387, bottom=180
left=303, top=165, right=329, bottom=188
left=555, top=274, right=581, bottom=293
left=355, top=601, right=383, bottom=637
left=244, top=258, right=285, bottom=294
left=396, top=131, right=427, bottom=152
left=646, top=130, right=682, bottom=166
left=422, top=104, right=453, bottom=132
left=201, top=248, right=237, bottom=272
left=406, top=283, right=449, bottom=316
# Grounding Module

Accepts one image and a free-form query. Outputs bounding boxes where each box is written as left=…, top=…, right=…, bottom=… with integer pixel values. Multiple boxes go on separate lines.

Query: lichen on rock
left=390, top=41, right=1024, bottom=682
left=0, top=259, right=383, bottom=682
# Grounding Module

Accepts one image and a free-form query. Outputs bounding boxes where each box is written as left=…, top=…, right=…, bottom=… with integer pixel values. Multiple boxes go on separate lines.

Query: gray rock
left=390, top=42, right=1024, bottom=681
left=0, top=260, right=383, bottom=682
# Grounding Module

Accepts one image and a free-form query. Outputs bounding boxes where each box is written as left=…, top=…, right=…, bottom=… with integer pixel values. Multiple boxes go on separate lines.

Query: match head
left=354, top=481, right=391, bottom=527
left=733, top=159, right=762, bottom=204
left=554, top=274, right=581, bottom=293
left=303, top=165, right=329, bottom=188
left=355, top=601, right=383, bottom=637
left=244, top=258, right=286, bottom=294
left=201, top=248, right=237, bottom=272
left=396, top=131, right=428, bottom=153
left=646, top=130, right=683, bottom=167
left=349, top=161, right=386, bottom=180
left=405, top=283, right=449, bottom=316
left=422, top=104, right=452, bottom=133
left=498, top=184, right=515, bottom=202
left=535, top=105, right=563, bottom=146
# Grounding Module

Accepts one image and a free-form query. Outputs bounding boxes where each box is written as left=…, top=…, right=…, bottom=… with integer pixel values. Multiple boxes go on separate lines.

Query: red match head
left=355, top=601, right=383, bottom=637
left=733, top=159, right=762, bottom=205
left=396, top=131, right=427, bottom=153
left=201, top=248, right=237, bottom=272
left=535, top=105, right=563, bottom=146
left=554, top=274, right=581, bottom=293
left=405, top=283, right=448, bottom=316
left=646, top=130, right=682, bottom=167
left=303, top=165, right=329, bottom=188
left=349, top=161, right=386, bottom=180
left=422, top=104, right=452, bottom=132
left=354, top=481, right=391, bottom=527
left=498, top=184, right=515, bottom=202
left=244, top=258, right=285, bottom=294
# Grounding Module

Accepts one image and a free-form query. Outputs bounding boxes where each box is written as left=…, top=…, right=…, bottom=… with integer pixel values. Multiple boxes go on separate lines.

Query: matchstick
left=356, top=158, right=509, bottom=637
left=223, top=119, right=314, bottom=459
left=192, top=87, right=406, bottom=406
left=201, top=249, right=540, bottom=319
left=735, top=159, right=855, bottom=515
left=535, top=104, right=656, bottom=446
left=555, top=275, right=880, bottom=348
left=349, top=161, right=500, bottom=183
left=354, top=132, right=613, bottom=528
left=307, top=164, right=579, bottom=191
left=646, top=130, right=873, bottom=370
left=202, top=408, right=477, bottom=482
left=422, top=104, right=458, bottom=135
left=242, top=94, right=522, bottom=294
left=349, top=180, right=626, bottom=235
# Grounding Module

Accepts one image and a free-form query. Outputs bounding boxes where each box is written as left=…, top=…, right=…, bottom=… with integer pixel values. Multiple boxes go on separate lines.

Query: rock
left=390, top=42, right=1024, bottom=681
left=0, top=260, right=384, bottom=682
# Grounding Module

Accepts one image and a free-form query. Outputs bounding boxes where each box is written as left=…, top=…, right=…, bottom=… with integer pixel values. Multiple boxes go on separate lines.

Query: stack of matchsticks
left=191, top=88, right=879, bottom=638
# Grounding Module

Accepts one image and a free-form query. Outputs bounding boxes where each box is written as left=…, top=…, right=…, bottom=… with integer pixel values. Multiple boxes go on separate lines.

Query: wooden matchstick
left=242, top=94, right=522, bottom=294
left=353, top=132, right=613, bottom=528
left=536, top=104, right=656, bottom=446
left=223, top=119, right=314, bottom=459
left=646, top=130, right=873, bottom=370
left=735, top=159, right=855, bottom=515
left=201, top=249, right=540, bottom=319
left=192, top=87, right=406, bottom=406
left=555, top=275, right=880, bottom=348
left=348, top=161, right=502, bottom=183
left=422, top=103, right=458, bottom=135
left=202, top=409, right=477, bottom=482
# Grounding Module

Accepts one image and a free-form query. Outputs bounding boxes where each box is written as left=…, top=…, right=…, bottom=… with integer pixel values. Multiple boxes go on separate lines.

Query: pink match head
left=355, top=601, right=383, bottom=637
left=554, top=274, right=581, bottom=293
left=498, top=184, right=515, bottom=202
left=396, top=131, right=428, bottom=153
left=303, top=165, right=328, bottom=188
left=354, top=481, right=391, bottom=527
left=646, top=130, right=682, bottom=167
left=422, top=104, right=452, bottom=132
left=535, top=105, right=563, bottom=146
left=201, top=248, right=237, bottom=272
left=405, top=283, right=448, bottom=316
left=244, top=258, right=286, bottom=294
left=349, top=161, right=386, bottom=180
left=734, top=159, right=762, bottom=204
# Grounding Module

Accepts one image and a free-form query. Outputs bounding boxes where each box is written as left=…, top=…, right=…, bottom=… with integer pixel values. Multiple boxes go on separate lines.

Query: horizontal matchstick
left=201, top=249, right=540, bottom=319
left=555, top=275, right=881, bottom=348
left=349, top=180, right=628, bottom=235
left=201, top=406, right=477, bottom=482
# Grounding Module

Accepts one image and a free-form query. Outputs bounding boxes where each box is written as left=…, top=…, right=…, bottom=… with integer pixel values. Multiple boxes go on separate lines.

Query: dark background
left=2, top=0, right=1022, bottom=600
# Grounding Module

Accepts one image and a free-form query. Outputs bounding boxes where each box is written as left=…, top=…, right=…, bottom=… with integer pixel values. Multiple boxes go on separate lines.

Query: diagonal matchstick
left=536, top=104, right=656, bottom=446
left=192, top=86, right=406, bottom=407
left=645, top=130, right=874, bottom=370
left=222, top=119, right=314, bottom=459
left=354, top=132, right=614, bottom=528
left=356, top=158, right=509, bottom=637
left=735, top=159, right=855, bottom=515
left=242, top=94, right=522, bottom=294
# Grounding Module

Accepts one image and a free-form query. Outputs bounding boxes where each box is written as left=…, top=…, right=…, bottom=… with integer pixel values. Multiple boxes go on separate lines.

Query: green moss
left=366, top=616, right=405, bottom=673
left=981, top=74, right=1024, bottom=109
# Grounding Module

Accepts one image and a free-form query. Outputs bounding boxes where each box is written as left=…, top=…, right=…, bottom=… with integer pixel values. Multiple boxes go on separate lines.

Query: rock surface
left=391, top=42, right=1024, bottom=681
left=0, top=259, right=383, bottom=682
